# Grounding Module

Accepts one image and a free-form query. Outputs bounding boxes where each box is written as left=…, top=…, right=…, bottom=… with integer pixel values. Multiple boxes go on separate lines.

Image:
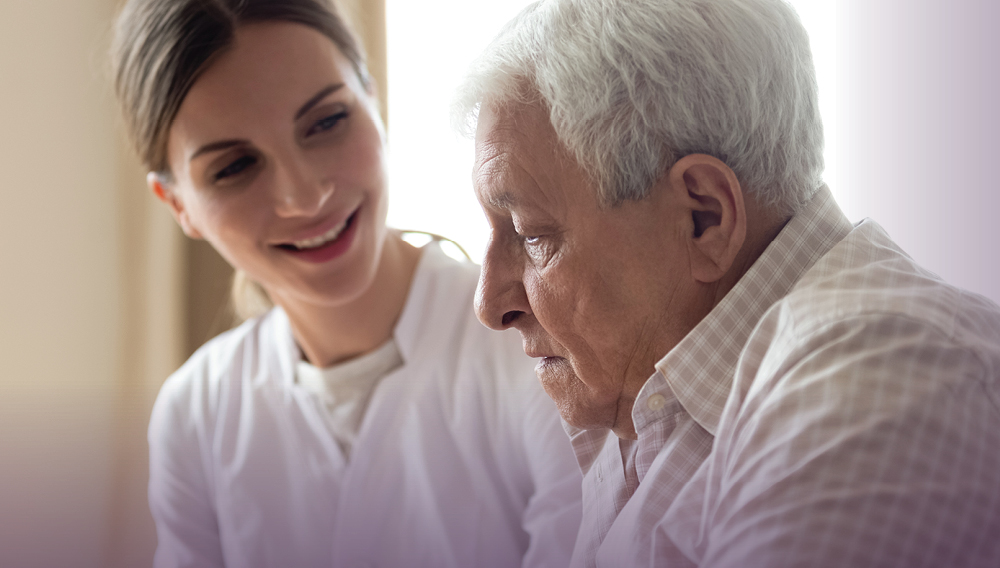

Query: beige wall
left=339, top=0, right=389, bottom=125
left=0, top=1, right=384, bottom=566
left=1, top=0, right=151, bottom=565
left=0, top=0, right=183, bottom=564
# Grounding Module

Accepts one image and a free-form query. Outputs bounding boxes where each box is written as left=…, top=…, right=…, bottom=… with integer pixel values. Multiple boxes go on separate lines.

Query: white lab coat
left=148, top=244, right=583, bottom=568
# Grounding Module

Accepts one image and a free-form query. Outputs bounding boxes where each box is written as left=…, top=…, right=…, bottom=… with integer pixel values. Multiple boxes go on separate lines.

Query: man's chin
left=555, top=403, right=620, bottom=433
left=535, top=359, right=617, bottom=431
left=534, top=356, right=577, bottom=397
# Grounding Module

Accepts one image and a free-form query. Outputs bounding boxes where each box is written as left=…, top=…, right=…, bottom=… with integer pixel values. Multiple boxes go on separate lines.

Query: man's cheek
left=527, top=284, right=572, bottom=334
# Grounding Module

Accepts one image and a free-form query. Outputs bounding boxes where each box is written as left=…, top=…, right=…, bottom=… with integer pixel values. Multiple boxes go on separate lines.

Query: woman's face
left=157, top=21, right=389, bottom=309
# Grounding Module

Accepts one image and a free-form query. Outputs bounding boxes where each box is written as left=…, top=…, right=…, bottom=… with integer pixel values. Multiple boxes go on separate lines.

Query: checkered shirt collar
left=641, top=186, right=853, bottom=436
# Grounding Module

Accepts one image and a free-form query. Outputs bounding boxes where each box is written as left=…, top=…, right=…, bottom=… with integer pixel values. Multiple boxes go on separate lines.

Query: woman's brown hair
left=112, top=0, right=371, bottom=320
left=112, top=0, right=369, bottom=176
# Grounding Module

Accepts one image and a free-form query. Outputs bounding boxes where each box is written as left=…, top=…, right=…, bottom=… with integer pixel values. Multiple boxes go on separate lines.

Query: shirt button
left=646, top=394, right=667, bottom=411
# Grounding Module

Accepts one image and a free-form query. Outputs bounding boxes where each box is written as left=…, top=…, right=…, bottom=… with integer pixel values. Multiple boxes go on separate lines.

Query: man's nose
left=272, top=154, right=334, bottom=218
left=475, top=237, right=532, bottom=331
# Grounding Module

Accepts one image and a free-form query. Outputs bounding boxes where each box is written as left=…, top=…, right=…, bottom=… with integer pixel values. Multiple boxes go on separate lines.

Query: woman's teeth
left=291, top=218, right=348, bottom=250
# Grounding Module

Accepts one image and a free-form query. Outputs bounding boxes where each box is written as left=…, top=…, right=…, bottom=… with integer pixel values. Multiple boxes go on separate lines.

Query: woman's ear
left=667, top=154, right=746, bottom=284
left=147, top=172, right=203, bottom=239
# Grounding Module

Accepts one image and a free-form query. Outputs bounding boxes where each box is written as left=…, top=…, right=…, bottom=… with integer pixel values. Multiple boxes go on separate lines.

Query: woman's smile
left=274, top=207, right=360, bottom=264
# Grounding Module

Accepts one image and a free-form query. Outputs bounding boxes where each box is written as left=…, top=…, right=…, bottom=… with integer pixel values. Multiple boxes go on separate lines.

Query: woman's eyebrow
left=190, top=139, right=247, bottom=161
left=188, top=83, right=348, bottom=161
left=295, top=83, right=344, bottom=120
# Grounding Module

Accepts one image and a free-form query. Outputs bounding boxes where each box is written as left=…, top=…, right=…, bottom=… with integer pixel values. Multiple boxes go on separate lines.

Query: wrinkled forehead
left=471, top=99, right=592, bottom=217
left=473, top=99, right=564, bottom=171
left=474, top=101, right=548, bottom=182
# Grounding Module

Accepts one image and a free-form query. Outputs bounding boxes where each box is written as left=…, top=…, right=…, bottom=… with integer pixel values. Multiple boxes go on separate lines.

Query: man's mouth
left=535, top=355, right=571, bottom=376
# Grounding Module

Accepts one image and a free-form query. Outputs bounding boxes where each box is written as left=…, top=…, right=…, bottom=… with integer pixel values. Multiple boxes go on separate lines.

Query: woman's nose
left=272, top=155, right=334, bottom=218
left=475, top=237, right=532, bottom=331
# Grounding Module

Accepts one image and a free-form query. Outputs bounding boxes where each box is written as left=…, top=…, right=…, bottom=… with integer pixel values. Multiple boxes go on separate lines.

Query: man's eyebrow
left=485, top=191, right=518, bottom=211
left=295, top=83, right=344, bottom=120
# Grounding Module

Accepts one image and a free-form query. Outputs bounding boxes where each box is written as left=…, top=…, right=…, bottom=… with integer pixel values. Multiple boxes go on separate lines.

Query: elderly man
left=454, top=0, right=1000, bottom=566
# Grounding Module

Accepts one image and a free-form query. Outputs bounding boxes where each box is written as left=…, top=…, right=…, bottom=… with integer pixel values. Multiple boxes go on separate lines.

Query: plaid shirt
left=566, top=187, right=1000, bottom=568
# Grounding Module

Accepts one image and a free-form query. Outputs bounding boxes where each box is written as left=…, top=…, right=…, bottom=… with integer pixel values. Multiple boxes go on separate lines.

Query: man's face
left=472, top=101, right=711, bottom=437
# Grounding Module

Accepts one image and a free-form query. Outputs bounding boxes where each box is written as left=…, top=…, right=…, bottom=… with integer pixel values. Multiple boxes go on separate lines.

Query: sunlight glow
left=385, top=0, right=837, bottom=262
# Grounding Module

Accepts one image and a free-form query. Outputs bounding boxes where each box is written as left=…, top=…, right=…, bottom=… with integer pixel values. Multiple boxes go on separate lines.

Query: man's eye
left=214, top=155, right=257, bottom=181
left=306, top=111, right=348, bottom=137
left=517, top=232, right=546, bottom=249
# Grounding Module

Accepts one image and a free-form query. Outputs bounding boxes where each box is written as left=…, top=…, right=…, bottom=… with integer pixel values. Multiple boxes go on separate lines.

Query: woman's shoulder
left=412, top=241, right=481, bottom=303
left=401, top=244, right=521, bottom=361
left=152, top=308, right=292, bottom=427
left=403, top=245, right=540, bottom=400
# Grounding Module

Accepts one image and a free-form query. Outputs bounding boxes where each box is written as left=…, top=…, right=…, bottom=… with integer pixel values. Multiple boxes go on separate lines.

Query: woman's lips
left=289, top=217, right=350, bottom=249
left=275, top=209, right=359, bottom=264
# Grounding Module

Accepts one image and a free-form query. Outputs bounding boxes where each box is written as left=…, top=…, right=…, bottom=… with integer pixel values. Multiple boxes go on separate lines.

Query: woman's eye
left=214, top=155, right=257, bottom=181
left=306, top=111, right=348, bottom=137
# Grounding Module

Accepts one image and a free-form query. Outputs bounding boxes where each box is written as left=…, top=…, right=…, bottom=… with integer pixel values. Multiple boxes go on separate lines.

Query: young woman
left=111, top=1, right=582, bottom=566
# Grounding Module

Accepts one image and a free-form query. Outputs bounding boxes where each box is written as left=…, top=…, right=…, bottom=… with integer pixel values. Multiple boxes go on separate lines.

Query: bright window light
left=385, top=0, right=837, bottom=262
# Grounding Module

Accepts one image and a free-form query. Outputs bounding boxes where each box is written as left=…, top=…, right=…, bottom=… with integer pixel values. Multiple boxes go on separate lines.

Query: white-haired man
left=455, top=0, right=1000, bottom=566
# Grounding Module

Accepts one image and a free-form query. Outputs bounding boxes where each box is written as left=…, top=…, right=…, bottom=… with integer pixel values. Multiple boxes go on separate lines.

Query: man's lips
left=521, top=335, right=568, bottom=368
left=524, top=338, right=565, bottom=360
left=534, top=355, right=570, bottom=375
left=525, top=348, right=567, bottom=364
left=526, top=351, right=562, bottom=359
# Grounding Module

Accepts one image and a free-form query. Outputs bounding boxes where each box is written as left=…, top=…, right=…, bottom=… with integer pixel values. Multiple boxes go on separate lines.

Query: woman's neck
left=277, top=231, right=422, bottom=368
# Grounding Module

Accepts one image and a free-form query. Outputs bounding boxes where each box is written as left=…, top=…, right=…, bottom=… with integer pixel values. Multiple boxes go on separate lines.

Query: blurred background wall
left=836, top=0, right=1000, bottom=304
left=0, top=1, right=996, bottom=567
left=0, top=0, right=173, bottom=566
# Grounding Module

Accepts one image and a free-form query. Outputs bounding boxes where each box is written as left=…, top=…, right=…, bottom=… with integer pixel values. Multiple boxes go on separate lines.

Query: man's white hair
left=454, top=0, right=824, bottom=214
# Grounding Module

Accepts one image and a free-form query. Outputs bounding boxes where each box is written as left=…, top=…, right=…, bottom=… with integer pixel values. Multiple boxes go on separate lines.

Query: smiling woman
left=147, top=23, right=404, bottom=366
left=110, top=0, right=581, bottom=566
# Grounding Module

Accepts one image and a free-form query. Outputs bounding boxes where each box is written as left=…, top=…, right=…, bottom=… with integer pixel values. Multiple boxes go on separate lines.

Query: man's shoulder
left=733, top=218, right=1000, bottom=416
left=775, top=218, right=1000, bottom=345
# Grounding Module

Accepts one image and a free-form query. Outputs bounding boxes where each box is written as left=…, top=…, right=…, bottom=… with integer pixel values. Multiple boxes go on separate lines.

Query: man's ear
left=147, top=172, right=203, bottom=239
left=667, top=154, right=746, bottom=284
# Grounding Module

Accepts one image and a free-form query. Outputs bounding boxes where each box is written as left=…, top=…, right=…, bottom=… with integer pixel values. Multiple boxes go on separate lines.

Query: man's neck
left=713, top=200, right=791, bottom=307
left=610, top=200, right=792, bottom=441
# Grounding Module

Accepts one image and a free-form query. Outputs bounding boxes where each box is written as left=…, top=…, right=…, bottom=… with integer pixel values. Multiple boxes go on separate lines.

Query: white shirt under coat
left=148, top=243, right=583, bottom=568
